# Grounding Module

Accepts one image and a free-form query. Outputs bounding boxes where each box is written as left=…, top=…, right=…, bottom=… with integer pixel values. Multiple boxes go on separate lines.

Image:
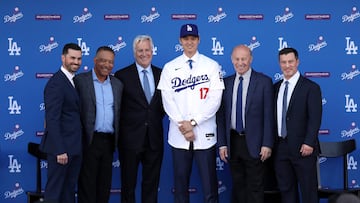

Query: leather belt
left=230, top=129, right=245, bottom=136
left=276, top=136, right=287, bottom=142
left=94, top=131, right=114, bottom=139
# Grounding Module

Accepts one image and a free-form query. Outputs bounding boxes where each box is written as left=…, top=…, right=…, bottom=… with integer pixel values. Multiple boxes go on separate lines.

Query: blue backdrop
left=1, top=0, right=359, bottom=202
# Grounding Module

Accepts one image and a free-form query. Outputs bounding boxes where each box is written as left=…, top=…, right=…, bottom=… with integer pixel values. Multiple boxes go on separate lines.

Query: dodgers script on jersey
left=158, top=52, right=224, bottom=150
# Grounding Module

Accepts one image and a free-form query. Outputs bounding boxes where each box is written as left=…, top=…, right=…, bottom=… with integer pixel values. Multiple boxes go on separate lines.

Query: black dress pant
left=78, top=132, right=114, bottom=203
left=119, top=146, right=163, bottom=203
left=229, top=131, right=265, bottom=203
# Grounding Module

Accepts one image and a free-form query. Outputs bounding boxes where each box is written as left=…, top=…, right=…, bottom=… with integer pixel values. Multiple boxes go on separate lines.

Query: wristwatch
left=190, top=119, right=197, bottom=127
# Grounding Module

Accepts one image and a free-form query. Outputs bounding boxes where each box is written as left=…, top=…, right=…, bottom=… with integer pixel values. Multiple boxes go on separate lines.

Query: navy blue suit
left=273, top=75, right=322, bottom=203
left=217, top=69, right=274, bottom=203
left=40, top=70, right=82, bottom=203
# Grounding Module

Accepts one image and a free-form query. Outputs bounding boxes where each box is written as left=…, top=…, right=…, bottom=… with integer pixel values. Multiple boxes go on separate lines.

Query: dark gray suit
left=74, top=70, right=123, bottom=203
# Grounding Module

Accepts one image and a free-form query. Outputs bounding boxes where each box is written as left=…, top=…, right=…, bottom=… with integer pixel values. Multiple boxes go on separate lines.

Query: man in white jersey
left=158, top=24, right=224, bottom=203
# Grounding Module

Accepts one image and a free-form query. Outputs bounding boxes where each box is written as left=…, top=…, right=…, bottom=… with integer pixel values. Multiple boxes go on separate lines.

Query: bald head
left=231, top=45, right=253, bottom=75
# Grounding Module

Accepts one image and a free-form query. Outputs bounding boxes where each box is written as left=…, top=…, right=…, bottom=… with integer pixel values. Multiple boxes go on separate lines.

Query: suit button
left=144, top=122, right=148, bottom=126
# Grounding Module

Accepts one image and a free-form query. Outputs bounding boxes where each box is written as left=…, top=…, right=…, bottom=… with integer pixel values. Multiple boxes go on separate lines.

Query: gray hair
left=133, top=35, right=154, bottom=54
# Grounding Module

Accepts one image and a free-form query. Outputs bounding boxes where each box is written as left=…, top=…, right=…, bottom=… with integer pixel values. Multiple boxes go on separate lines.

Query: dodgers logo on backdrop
left=345, top=94, right=357, bottom=112
left=341, top=122, right=359, bottom=138
left=341, top=65, right=359, bottom=80
left=39, top=102, right=45, bottom=111
left=152, top=44, right=158, bottom=56
left=218, top=181, right=227, bottom=194
left=112, top=159, right=120, bottom=168
left=308, top=36, right=327, bottom=51
left=208, top=7, right=227, bottom=23
left=216, top=157, right=224, bottom=170
left=3, top=7, right=23, bottom=23
left=109, top=36, right=126, bottom=52
left=247, top=36, right=260, bottom=51
left=41, top=160, right=48, bottom=169
left=275, top=7, right=294, bottom=23
left=4, top=124, right=24, bottom=140
left=141, top=7, right=160, bottom=23
left=278, top=37, right=288, bottom=50
left=322, top=98, right=327, bottom=105
left=4, top=183, right=24, bottom=199
left=8, top=38, right=21, bottom=56
left=8, top=155, right=21, bottom=173
left=348, top=154, right=358, bottom=170
left=345, top=37, right=358, bottom=55
left=77, top=38, right=90, bottom=56
left=4, top=66, right=24, bottom=82
left=274, top=73, right=284, bottom=81
left=175, top=44, right=183, bottom=52
left=39, top=36, right=59, bottom=53
left=73, top=7, right=92, bottom=23
left=8, top=96, right=21, bottom=115
left=211, top=37, right=224, bottom=55
left=342, top=7, right=360, bottom=23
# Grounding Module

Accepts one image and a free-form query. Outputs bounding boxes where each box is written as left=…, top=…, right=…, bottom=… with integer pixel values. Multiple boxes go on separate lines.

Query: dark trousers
left=229, top=132, right=264, bottom=203
left=273, top=139, right=318, bottom=203
left=172, top=146, right=219, bottom=203
left=78, top=133, right=115, bottom=203
left=44, top=154, right=81, bottom=203
left=119, top=147, right=163, bottom=203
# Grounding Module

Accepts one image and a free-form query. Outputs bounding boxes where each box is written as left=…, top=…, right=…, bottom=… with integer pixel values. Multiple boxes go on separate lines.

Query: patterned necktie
left=142, top=70, right=151, bottom=103
left=236, top=76, right=244, bottom=132
left=188, top=59, right=193, bottom=69
left=281, top=81, right=289, bottom=138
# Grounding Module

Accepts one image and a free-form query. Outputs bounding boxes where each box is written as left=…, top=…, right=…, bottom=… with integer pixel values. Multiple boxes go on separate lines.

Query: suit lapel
left=225, top=75, right=235, bottom=119
left=287, top=76, right=304, bottom=112
left=245, top=71, right=258, bottom=114
left=84, top=71, right=96, bottom=105
left=130, top=65, right=149, bottom=106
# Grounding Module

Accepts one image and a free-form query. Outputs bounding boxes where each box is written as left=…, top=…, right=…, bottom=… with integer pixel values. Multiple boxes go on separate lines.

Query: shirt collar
left=236, top=68, right=252, bottom=81
left=284, top=71, right=300, bottom=85
left=182, top=51, right=200, bottom=63
left=92, top=68, right=110, bottom=83
left=136, top=63, right=153, bottom=75
left=60, top=66, right=75, bottom=80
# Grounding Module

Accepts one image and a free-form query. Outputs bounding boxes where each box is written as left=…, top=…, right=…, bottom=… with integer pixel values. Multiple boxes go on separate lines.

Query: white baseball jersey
left=157, top=51, right=224, bottom=150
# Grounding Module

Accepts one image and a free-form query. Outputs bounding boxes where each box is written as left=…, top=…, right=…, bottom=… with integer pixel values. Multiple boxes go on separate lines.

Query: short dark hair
left=278, top=47, right=299, bottom=60
left=96, top=46, right=115, bottom=56
left=62, top=43, right=81, bottom=55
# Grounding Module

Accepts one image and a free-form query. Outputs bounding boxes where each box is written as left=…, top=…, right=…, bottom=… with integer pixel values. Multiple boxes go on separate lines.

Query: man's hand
left=300, top=144, right=313, bottom=157
left=57, top=153, right=68, bottom=165
left=219, top=147, right=228, bottom=163
left=183, top=131, right=195, bottom=141
left=260, top=146, right=272, bottom=162
left=178, top=120, right=193, bottom=135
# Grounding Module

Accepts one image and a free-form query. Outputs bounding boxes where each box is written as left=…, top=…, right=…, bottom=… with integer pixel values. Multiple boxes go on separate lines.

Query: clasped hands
left=178, top=120, right=195, bottom=141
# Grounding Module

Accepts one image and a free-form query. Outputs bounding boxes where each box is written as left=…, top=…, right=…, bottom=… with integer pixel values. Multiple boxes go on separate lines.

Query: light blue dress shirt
left=92, top=69, right=114, bottom=133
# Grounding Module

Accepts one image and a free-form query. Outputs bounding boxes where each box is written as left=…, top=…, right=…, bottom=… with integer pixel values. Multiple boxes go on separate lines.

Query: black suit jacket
left=114, top=63, right=165, bottom=150
left=74, top=70, right=123, bottom=150
left=274, top=75, right=322, bottom=157
left=40, top=70, right=82, bottom=156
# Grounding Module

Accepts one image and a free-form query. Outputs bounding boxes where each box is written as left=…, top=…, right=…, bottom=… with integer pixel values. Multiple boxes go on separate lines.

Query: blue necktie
left=142, top=70, right=151, bottom=103
left=188, top=59, right=194, bottom=150
left=236, top=76, right=244, bottom=132
left=281, top=81, right=289, bottom=138
left=188, top=59, right=193, bottom=69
